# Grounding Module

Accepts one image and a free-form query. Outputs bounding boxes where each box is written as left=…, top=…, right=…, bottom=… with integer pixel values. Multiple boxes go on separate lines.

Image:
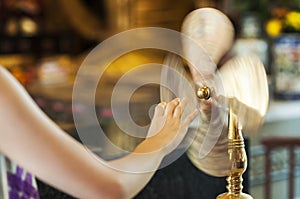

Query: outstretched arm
left=109, top=98, right=198, bottom=198
left=0, top=66, right=197, bottom=199
left=0, top=66, right=124, bottom=198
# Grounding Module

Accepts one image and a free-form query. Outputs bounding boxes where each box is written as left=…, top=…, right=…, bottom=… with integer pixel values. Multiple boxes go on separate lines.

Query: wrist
left=133, top=136, right=165, bottom=154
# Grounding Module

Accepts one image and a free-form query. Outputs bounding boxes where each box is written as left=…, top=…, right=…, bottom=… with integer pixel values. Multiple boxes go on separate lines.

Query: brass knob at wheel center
left=196, top=86, right=211, bottom=100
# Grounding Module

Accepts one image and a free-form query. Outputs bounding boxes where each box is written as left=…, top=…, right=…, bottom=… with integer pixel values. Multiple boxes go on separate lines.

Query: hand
left=134, top=98, right=198, bottom=155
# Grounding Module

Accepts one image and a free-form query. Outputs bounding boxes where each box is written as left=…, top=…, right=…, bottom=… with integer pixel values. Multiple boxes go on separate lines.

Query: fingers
left=162, top=97, right=192, bottom=119
left=173, top=103, right=182, bottom=119
left=157, top=97, right=195, bottom=121
left=165, top=98, right=180, bottom=117
left=173, top=98, right=188, bottom=119
left=154, top=101, right=166, bottom=117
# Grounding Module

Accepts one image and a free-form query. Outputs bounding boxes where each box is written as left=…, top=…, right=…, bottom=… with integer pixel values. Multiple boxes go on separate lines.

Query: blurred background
left=0, top=0, right=300, bottom=199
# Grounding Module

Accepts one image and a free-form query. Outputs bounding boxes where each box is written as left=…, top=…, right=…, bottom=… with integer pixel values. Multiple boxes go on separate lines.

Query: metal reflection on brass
left=197, top=86, right=253, bottom=199
left=196, top=86, right=211, bottom=100
left=216, top=109, right=253, bottom=199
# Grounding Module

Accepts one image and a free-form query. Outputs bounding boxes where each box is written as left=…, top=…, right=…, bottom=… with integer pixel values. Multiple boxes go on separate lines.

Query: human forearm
left=0, top=66, right=197, bottom=198
left=0, top=121, right=124, bottom=199
left=0, top=67, right=124, bottom=199
left=107, top=99, right=198, bottom=198
left=107, top=150, right=163, bottom=199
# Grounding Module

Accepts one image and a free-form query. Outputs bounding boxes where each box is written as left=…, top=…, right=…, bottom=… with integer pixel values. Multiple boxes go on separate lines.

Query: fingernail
left=159, top=102, right=166, bottom=107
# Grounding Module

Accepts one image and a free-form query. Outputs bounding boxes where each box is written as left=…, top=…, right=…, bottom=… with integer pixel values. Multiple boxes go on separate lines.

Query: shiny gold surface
left=216, top=109, right=253, bottom=199
left=181, top=7, right=234, bottom=66
left=167, top=7, right=268, bottom=197
left=185, top=55, right=269, bottom=177
left=196, top=86, right=211, bottom=100
left=195, top=55, right=268, bottom=198
left=181, top=8, right=269, bottom=131
left=219, top=55, right=269, bottom=135
left=192, top=56, right=268, bottom=198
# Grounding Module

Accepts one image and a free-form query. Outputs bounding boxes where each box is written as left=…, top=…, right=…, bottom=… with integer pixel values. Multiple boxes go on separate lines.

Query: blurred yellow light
left=266, top=19, right=282, bottom=37
left=285, top=11, right=300, bottom=30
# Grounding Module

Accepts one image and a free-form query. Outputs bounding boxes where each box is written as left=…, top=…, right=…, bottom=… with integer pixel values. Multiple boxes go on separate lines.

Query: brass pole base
left=216, top=192, right=253, bottom=199
left=216, top=110, right=254, bottom=199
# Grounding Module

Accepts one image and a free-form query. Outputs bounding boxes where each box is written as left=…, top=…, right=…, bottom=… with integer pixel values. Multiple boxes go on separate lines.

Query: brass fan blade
left=181, top=7, right=234, bottom=65
left=219, top=55, right=269, bottom=134
left=180, top=6, right=268, bottom=134
left=160, top=53, right=198, bottom=116
left=160, top=53, right=187, bottom=102
left=160, top=53, right=227, bottom=156
left=159, top=53, right=200, bottom=153
left=178, top=8, right=268, bottom=178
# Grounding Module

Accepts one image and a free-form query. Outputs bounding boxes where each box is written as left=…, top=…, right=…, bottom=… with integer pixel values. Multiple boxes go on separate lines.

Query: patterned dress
left=0, top=154, right=40, bottom=199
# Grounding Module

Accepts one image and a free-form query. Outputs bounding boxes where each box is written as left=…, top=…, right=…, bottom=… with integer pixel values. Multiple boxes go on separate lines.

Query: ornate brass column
left=216, top=109, right=253, bottom=199
left=196, top=87, right=253, bottom=199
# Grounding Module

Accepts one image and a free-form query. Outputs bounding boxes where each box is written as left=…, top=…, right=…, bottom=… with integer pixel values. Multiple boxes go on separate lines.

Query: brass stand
left=196, top=86, right=253, bottom=199
left=216, top=109, right=253, bottom=199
